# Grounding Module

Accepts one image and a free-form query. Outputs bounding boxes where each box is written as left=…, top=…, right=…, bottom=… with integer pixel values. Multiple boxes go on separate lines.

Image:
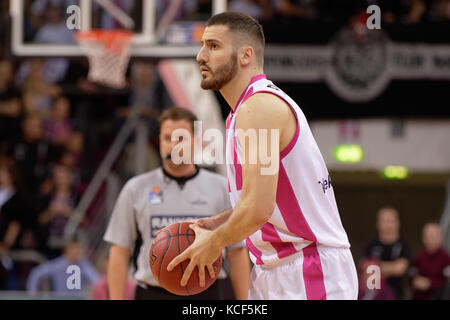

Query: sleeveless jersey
left=226, top=74, right=350, bottom=267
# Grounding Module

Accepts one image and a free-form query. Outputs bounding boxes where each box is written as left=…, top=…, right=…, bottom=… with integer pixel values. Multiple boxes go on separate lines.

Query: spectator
left=364, top=206, right=411, bottom=299
left=31, top=1, right=75, bottom=84
left=411, top=222, right=450, bottom=300
left=0, top=59, right=22, bottom=155
left=7, top=112, right=60, bottom=195
left=26, top=236, right=99, bottom=296
left=20, top=59, right=62, bottom=118
left=0, top=159, right=39, bottom=290
left=60, top=131, right=85, bottom=196
left=29, top=0, right=77, bottom=38
left=427, top=0, right=450, bottom=21
left=275, top=0, right=318, bottom=20
left=0, top=159, right=28, bottom=252
left=377, top=0, right=427, bottom=24
left=38, top=165, right=78, bottom=258
left=43, top=96, right=74, bottom=147
left=229, top=0, right=274, bottom=20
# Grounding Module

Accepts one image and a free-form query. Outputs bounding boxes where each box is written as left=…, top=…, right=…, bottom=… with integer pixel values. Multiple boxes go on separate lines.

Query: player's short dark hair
left=206, top=12, right=265, bottom=67
left=159, top=107, right=198, bottom=132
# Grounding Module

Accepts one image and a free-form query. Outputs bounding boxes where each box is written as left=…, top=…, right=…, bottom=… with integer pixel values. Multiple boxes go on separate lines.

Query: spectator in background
left=60, top=130, right=85, bottom=197
left=26, top=236, right=99, bottom=295
left=28, top=0, right=77, bottom=39
left=31, top=1, right=75, bottom=84
left=426, top=0, right=450, bottom=21
left=229, top=0, right=274, bottom=21
left=411, top=222, right=450, bottom=300
left=38, top=165, right=78, bottom=259
left=0, top=159, right=30, bottom=253
left=275, top=0, right=318, bottom=20
left=20, top=59, right=62, bottom=118
left=377, top=0, right=427, bottom=24
left=7, top=112, right=60, bottom=195
left=43, top=96, right=74, bottom=148
left=0, top=159, right=39, bottom=290
left=364, top=206, right=411, bottom=299
left=0, top=59, right=22, bottom=155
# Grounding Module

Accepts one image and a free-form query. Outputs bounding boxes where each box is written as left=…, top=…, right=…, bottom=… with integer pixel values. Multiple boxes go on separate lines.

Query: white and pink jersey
left=226, top=74, right=351, bottom=268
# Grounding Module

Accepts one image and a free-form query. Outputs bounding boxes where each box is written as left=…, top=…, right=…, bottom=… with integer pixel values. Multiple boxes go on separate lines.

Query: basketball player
left=168, top=12, right=359, bottom=299
left=104, top=107, right=250, bottom=300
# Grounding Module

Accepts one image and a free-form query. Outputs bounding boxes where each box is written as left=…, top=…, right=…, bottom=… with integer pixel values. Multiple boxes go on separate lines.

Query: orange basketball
left=149, top=221, right=222, bottom=296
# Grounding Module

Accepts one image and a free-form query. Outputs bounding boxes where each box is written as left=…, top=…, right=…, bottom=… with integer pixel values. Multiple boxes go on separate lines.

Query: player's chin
left=200, top=79, right=213, bottom=90
left=200, top=78, right=220, bottom=90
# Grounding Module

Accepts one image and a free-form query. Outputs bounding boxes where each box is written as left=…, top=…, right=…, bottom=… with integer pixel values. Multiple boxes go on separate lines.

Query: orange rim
left=76, top=29, right=134, bottom=53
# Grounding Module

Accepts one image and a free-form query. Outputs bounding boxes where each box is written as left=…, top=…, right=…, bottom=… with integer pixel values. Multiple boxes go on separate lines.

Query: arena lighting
left=333, top=144, right=364, bottom=163
left=382, top=166, right=409, bottom=180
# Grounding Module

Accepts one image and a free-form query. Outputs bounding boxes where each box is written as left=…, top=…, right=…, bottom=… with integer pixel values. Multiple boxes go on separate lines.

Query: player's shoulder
left=243, top=91, right=287, bottom=110
left=237, top=92, right=292, bottom=129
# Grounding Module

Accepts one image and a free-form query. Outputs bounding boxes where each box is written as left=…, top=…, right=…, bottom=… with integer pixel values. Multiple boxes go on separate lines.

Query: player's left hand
left=167, top=223, right=222, bottom=287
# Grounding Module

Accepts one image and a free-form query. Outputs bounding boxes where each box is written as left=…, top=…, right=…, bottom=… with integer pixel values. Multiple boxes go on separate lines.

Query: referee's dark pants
left=135, top=280, right=224, bottom=300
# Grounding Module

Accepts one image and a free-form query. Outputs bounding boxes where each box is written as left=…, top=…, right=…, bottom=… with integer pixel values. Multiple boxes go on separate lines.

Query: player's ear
left=239, top=45, right=254, bottom=67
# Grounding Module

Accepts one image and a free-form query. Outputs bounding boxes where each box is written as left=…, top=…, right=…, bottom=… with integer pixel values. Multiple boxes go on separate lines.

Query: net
left=76, top=30, right=134, bottom=89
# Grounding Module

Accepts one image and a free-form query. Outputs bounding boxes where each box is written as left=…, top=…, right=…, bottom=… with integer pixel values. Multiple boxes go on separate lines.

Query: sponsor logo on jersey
left=318, top=175, right=333, bottom=193
left=150, top=215, right=203, bottom=238
left=149, top=186, right=163, bottom=204
left=267, top=83, right=280, bottom=91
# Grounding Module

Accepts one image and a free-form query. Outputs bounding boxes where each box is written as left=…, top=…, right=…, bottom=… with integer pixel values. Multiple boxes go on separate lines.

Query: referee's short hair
left=159, top=107, right=198, bottom=132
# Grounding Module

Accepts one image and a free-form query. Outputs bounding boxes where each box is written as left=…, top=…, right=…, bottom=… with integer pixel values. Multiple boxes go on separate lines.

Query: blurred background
left=0, top=0, right=449, bottom=300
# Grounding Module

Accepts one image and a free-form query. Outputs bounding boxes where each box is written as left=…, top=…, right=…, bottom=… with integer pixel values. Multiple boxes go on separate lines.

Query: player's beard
left=200, top=52, right=238, bottom=90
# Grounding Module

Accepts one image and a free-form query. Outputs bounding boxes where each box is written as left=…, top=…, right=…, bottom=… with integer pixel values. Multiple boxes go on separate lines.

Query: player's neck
left=220, top=68, right=264, bottom=112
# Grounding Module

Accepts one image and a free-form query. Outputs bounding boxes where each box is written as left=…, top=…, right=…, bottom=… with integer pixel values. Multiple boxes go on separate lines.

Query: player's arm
left=208, top=93, right=294, bottom=249
left=168, top=93, right=293, bottom=286
left=107, top=244, right=131, bottom=300
left=226, top=246, right=251, bottom=300
left=196, top=208, right=233, bottom=230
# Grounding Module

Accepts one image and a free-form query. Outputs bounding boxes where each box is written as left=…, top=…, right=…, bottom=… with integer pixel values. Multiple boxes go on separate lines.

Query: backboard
left=9, top=0, right=226, bottom=58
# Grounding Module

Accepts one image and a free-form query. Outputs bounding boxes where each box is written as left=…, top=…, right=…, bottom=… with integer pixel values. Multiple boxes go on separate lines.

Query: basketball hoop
left=76, top=30, right=134, bottom=89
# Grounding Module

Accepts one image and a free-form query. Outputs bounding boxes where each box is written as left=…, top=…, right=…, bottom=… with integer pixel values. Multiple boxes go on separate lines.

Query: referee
left=104, top=107, right=251, bottom=300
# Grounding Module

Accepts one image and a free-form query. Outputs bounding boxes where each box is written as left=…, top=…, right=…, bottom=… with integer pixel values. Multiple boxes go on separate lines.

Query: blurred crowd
left=0, top=0, right=449, bottom=299
left=3, top=0, right=450, bottom=46
left=358, top=207, right=450, bottom=300
left=0, top=53, right=166, bottom=296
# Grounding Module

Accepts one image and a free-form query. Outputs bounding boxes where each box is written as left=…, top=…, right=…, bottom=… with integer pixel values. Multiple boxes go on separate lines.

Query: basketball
left=149, top=221, right=223, bottom=296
